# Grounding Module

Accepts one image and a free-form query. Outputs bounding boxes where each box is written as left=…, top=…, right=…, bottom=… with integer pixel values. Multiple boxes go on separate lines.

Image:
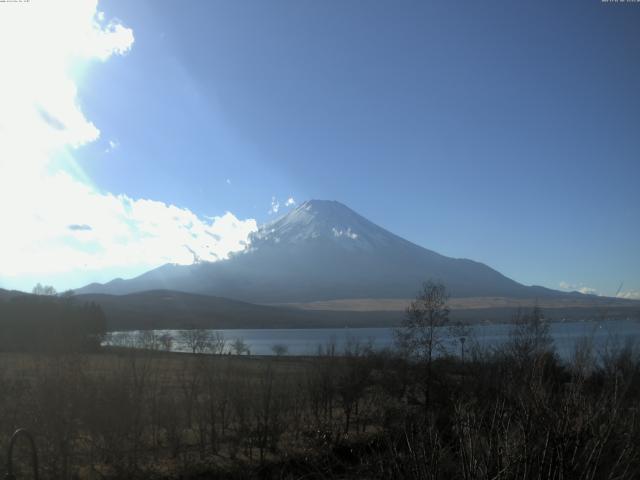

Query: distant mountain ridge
left=2, top=287, right=637, bottom=332
left=76, top=200, right=583, bottom=302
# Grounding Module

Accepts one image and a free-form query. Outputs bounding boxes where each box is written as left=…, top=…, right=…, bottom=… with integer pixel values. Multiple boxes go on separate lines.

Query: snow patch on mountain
left=332, top=227, right=358, bottom=240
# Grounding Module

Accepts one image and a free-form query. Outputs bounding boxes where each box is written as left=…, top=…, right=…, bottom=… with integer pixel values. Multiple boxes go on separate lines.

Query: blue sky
left=1, top=0, right=638, bottom=297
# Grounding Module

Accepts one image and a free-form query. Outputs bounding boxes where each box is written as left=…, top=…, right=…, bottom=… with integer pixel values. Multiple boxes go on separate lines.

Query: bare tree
left=395, top=280, right=450, bottom=406
left=137, top=330, right=161, bottom=351
left=507, top=305, right=553, bottom=361
left=395, top=281, right=450, bottom=362
left=179, top=328, right=213, bottom=354
left=337, top=338, right=372, bottom=433
left=106, top=331, right=134, bottom=348
left=207, top=331, right=227, bottom=355
left=271, top=344, right=288, bottom=356
left=231, top=337, right=248, bottom=355
left=159, top=333, right=173, bottom=352
left=32, top=283, right=57, bottom=296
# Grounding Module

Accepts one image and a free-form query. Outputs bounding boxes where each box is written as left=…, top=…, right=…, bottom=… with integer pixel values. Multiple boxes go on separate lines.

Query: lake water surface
left=108, top=319, right=640, bottom=360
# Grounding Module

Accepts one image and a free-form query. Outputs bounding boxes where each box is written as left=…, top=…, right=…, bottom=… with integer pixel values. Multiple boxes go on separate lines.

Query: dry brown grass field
left=0, top=335, right=639, bottom=480
left=278, top=295, right=640, bottom=311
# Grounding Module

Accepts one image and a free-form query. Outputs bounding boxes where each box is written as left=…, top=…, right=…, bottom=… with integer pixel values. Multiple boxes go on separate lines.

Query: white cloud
left=578, top=287, right=598, bottom=296
left=617, top=290, right=640, bottom=300
left=559, top=281, right=598, bottom=296
left=105, top=139, right=119, bottom=153
left=0, top=0, right=257, bottom=289
left=0, top=171, right=257, bottom=276
left=285, top=197, right=296, bottom=207
left=226, top=178, right=231, bottom=185
left=560, top=282, right=640, bottom=299
left=269, top=196, right=280, bottom=215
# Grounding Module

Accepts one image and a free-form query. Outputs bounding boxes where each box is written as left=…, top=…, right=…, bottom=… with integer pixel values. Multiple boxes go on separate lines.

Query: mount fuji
left=76, top=200, right=567, bottom=303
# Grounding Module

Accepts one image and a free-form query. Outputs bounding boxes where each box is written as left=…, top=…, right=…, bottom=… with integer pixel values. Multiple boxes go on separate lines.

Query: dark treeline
left=0, top=294, right=106, bottom=352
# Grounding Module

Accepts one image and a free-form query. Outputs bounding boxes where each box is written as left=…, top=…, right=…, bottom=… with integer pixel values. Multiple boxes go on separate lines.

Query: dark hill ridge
left=0, top=288, right=28, bottom=300
left=75, top=290, right=640, bottom=330
left=76, top=200, right=590, bottom=303
left=74, top=290, right=401, bottom=330
left=2, top=288, right=638, bottom=331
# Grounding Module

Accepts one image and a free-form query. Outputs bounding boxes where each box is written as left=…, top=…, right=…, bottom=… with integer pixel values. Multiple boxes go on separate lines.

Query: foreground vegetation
left=0, top=330, right=638, bottom=479
left=1, top=283, right=638, bottom=479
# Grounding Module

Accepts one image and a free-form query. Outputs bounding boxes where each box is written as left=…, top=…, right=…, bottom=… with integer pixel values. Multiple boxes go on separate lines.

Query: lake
left=107, top=318, right=640, bottom=360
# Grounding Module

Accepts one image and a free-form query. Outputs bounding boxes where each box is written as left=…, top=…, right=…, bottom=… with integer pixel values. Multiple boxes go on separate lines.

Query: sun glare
left=0, top=1, right=257, bottom=291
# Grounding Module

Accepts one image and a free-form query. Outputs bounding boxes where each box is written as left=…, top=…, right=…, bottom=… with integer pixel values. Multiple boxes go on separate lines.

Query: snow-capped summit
left=250, top=200, right=396, bottom=251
